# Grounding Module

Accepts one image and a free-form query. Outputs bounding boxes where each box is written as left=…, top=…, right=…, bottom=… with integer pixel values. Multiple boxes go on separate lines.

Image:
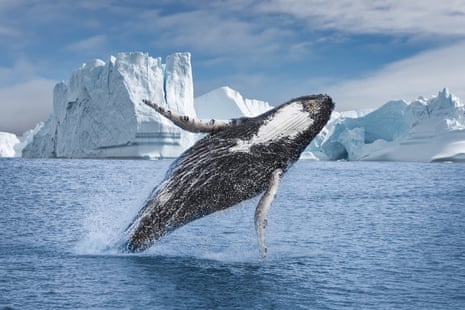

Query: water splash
left=75, top=188, right=263, bottom=263
left=74, top=170, right=157, bottom=255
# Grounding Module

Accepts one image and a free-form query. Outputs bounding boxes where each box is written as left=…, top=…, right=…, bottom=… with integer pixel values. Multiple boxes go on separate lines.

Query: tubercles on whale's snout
left=301, top=94, right=334, bottom=113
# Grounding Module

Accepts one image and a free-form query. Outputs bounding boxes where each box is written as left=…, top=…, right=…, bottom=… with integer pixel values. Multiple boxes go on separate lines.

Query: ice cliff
left=304, top=88, right=465, bottom=162
left=21, top=53, right=272, bottom=159
left=23, top=52, right=197, bottom=159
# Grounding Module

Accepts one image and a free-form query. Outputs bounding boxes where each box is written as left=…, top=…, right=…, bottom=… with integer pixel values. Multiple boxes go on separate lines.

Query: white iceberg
left=14, top=49, right=465, bottom=163
left=0, top=132, right=20, bottom=157
left=195, top=86, right=272, bottom=119
left=21, top=53, right=272, bottom=159
left=23, top=52, right=197, bottom=159
left=305, top=88, right=465, bottom=162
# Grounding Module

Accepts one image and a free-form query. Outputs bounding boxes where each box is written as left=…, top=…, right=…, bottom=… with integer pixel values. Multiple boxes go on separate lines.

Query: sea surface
left=1, top=158, right=464, bottom=309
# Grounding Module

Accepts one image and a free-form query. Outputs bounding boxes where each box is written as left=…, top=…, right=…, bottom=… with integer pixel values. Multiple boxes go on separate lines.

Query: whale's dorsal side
left=143, top=99, right=245, bottom=133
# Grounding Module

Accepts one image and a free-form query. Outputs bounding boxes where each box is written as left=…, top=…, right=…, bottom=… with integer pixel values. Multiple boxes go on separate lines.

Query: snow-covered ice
left=22, top=52, right=197, bottom=159
left=20, top=54, right=272, bottom=159
left=304, top=88, right=465, bottom=162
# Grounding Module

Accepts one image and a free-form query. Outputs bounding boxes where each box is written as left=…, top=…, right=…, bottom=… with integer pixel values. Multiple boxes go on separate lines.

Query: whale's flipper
left=255, top=168, right=283, bottom=260
left=143, top=99, right=240, bottom=133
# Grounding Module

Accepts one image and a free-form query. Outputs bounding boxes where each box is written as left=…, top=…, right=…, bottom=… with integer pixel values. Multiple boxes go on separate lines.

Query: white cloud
left=324, top=41, right=465, bottom=111
left=63, top=34, right=108, bottom=55
left=257, top=0, right=465, bottom=37
left=0, top=25, right=21, bottom=37
left=0, top=0, right=28, bottom=13
left=0, top=58, right=40, bottom=85
left=130, top=8, right=294, bottom=65
left=0, top=79, right=55, bottom=134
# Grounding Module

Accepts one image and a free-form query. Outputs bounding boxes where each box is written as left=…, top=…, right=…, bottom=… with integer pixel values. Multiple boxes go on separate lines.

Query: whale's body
left=124, top=94, right=334, bottom=257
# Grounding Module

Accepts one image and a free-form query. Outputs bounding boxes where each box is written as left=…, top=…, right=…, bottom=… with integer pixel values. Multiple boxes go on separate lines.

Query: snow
left=304, top=88, right=465, bottom=162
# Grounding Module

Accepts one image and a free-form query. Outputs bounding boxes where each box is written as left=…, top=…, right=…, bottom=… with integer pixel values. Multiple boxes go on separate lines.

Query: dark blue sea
left=1, top=158, right=464, bottom=309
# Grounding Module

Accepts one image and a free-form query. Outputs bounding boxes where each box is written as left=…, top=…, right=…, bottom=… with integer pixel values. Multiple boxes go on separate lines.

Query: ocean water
left=1, top=158, right=464, bottom=309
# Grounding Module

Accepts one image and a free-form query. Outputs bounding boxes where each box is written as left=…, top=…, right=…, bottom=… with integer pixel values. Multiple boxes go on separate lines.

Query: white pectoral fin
left=143, top=99, right=236, bottom=133
left=254, top=168, right=283, bottom=260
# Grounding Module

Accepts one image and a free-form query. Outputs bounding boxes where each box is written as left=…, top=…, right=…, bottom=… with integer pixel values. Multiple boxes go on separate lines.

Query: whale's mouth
left=326, top=96, right=335, bottom=110
left=319, top=95, right=335, bottom=111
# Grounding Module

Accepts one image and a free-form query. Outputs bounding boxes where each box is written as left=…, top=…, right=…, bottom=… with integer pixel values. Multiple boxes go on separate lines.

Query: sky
left=1, top=0, right=465, bottom=134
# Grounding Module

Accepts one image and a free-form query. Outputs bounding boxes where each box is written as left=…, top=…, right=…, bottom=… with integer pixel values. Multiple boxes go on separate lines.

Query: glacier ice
left=22, top=52, right=197, bottom=159
left=195, top=86, right=272, bottom=119
left=21, top=53, right=272, bottom=159
left=0, top=132, right=20, bottom=157
left=304, top=88, right=465, bottom=162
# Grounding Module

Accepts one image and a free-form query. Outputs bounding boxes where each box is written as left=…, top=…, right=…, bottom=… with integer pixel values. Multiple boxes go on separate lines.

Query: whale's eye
left=304, top=101, right=318, bottom=111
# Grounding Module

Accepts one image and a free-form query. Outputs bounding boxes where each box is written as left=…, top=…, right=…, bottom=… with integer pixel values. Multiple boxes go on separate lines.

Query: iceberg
left=195, top=86, right=272, bottom=119
left=305, top=88, right=465, bottom=162
left=0, top=132, right=20, bottom=157
left=14, top=49, right=465, bottom=162
left=23, top=52, right=197, bottom=159
left=21, top=53, right=272, bottom=159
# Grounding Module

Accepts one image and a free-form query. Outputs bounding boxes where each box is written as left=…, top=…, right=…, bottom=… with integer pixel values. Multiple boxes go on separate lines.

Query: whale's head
left=229, top=94, right=334, bottom=155
left=293, top=94, right=334, bottom=129
left=260, top=93, right=334, bottom=141
left=299, top=94, right=334, bottom=119
left=269, top=94, right=334, bottom=147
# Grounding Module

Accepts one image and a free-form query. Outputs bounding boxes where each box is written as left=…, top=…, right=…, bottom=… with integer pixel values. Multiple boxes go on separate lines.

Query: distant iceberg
left=20, top=53, right=272, bottom=159
left=195, top=86, right=272, bottom=119
left=304, top=88, right=465, bottom=162
left=23, top=52, right=197, bottom=159
left=0, top=132, right=20, bottom=157
left=0, top=125, right=42, bottom=158
left=5, top=51, right=465, bottom=162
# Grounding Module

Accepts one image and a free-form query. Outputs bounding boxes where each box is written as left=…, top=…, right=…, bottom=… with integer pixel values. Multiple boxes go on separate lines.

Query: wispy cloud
left=62, top=34, right=108, bottom=56
left=0, top=25, right=21, bottom=37
left=0, top=58, right=56, bottom=134
left=324, top=41, right=465, bottom=111
left=0, top=79, right=55, bottom=134
left=257, top=0, right=465, bottom=38
left=0, top=58, right=41, bottom=85
left=125, top=8, right=296, bottom=67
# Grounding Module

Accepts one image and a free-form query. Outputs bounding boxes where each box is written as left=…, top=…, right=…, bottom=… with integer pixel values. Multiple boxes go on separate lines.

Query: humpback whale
left=124, top=94, right=334, bottom=259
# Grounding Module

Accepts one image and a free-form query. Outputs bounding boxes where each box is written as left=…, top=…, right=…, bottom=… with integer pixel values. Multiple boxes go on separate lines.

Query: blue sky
left=2, top=0, right=465, bottom=134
